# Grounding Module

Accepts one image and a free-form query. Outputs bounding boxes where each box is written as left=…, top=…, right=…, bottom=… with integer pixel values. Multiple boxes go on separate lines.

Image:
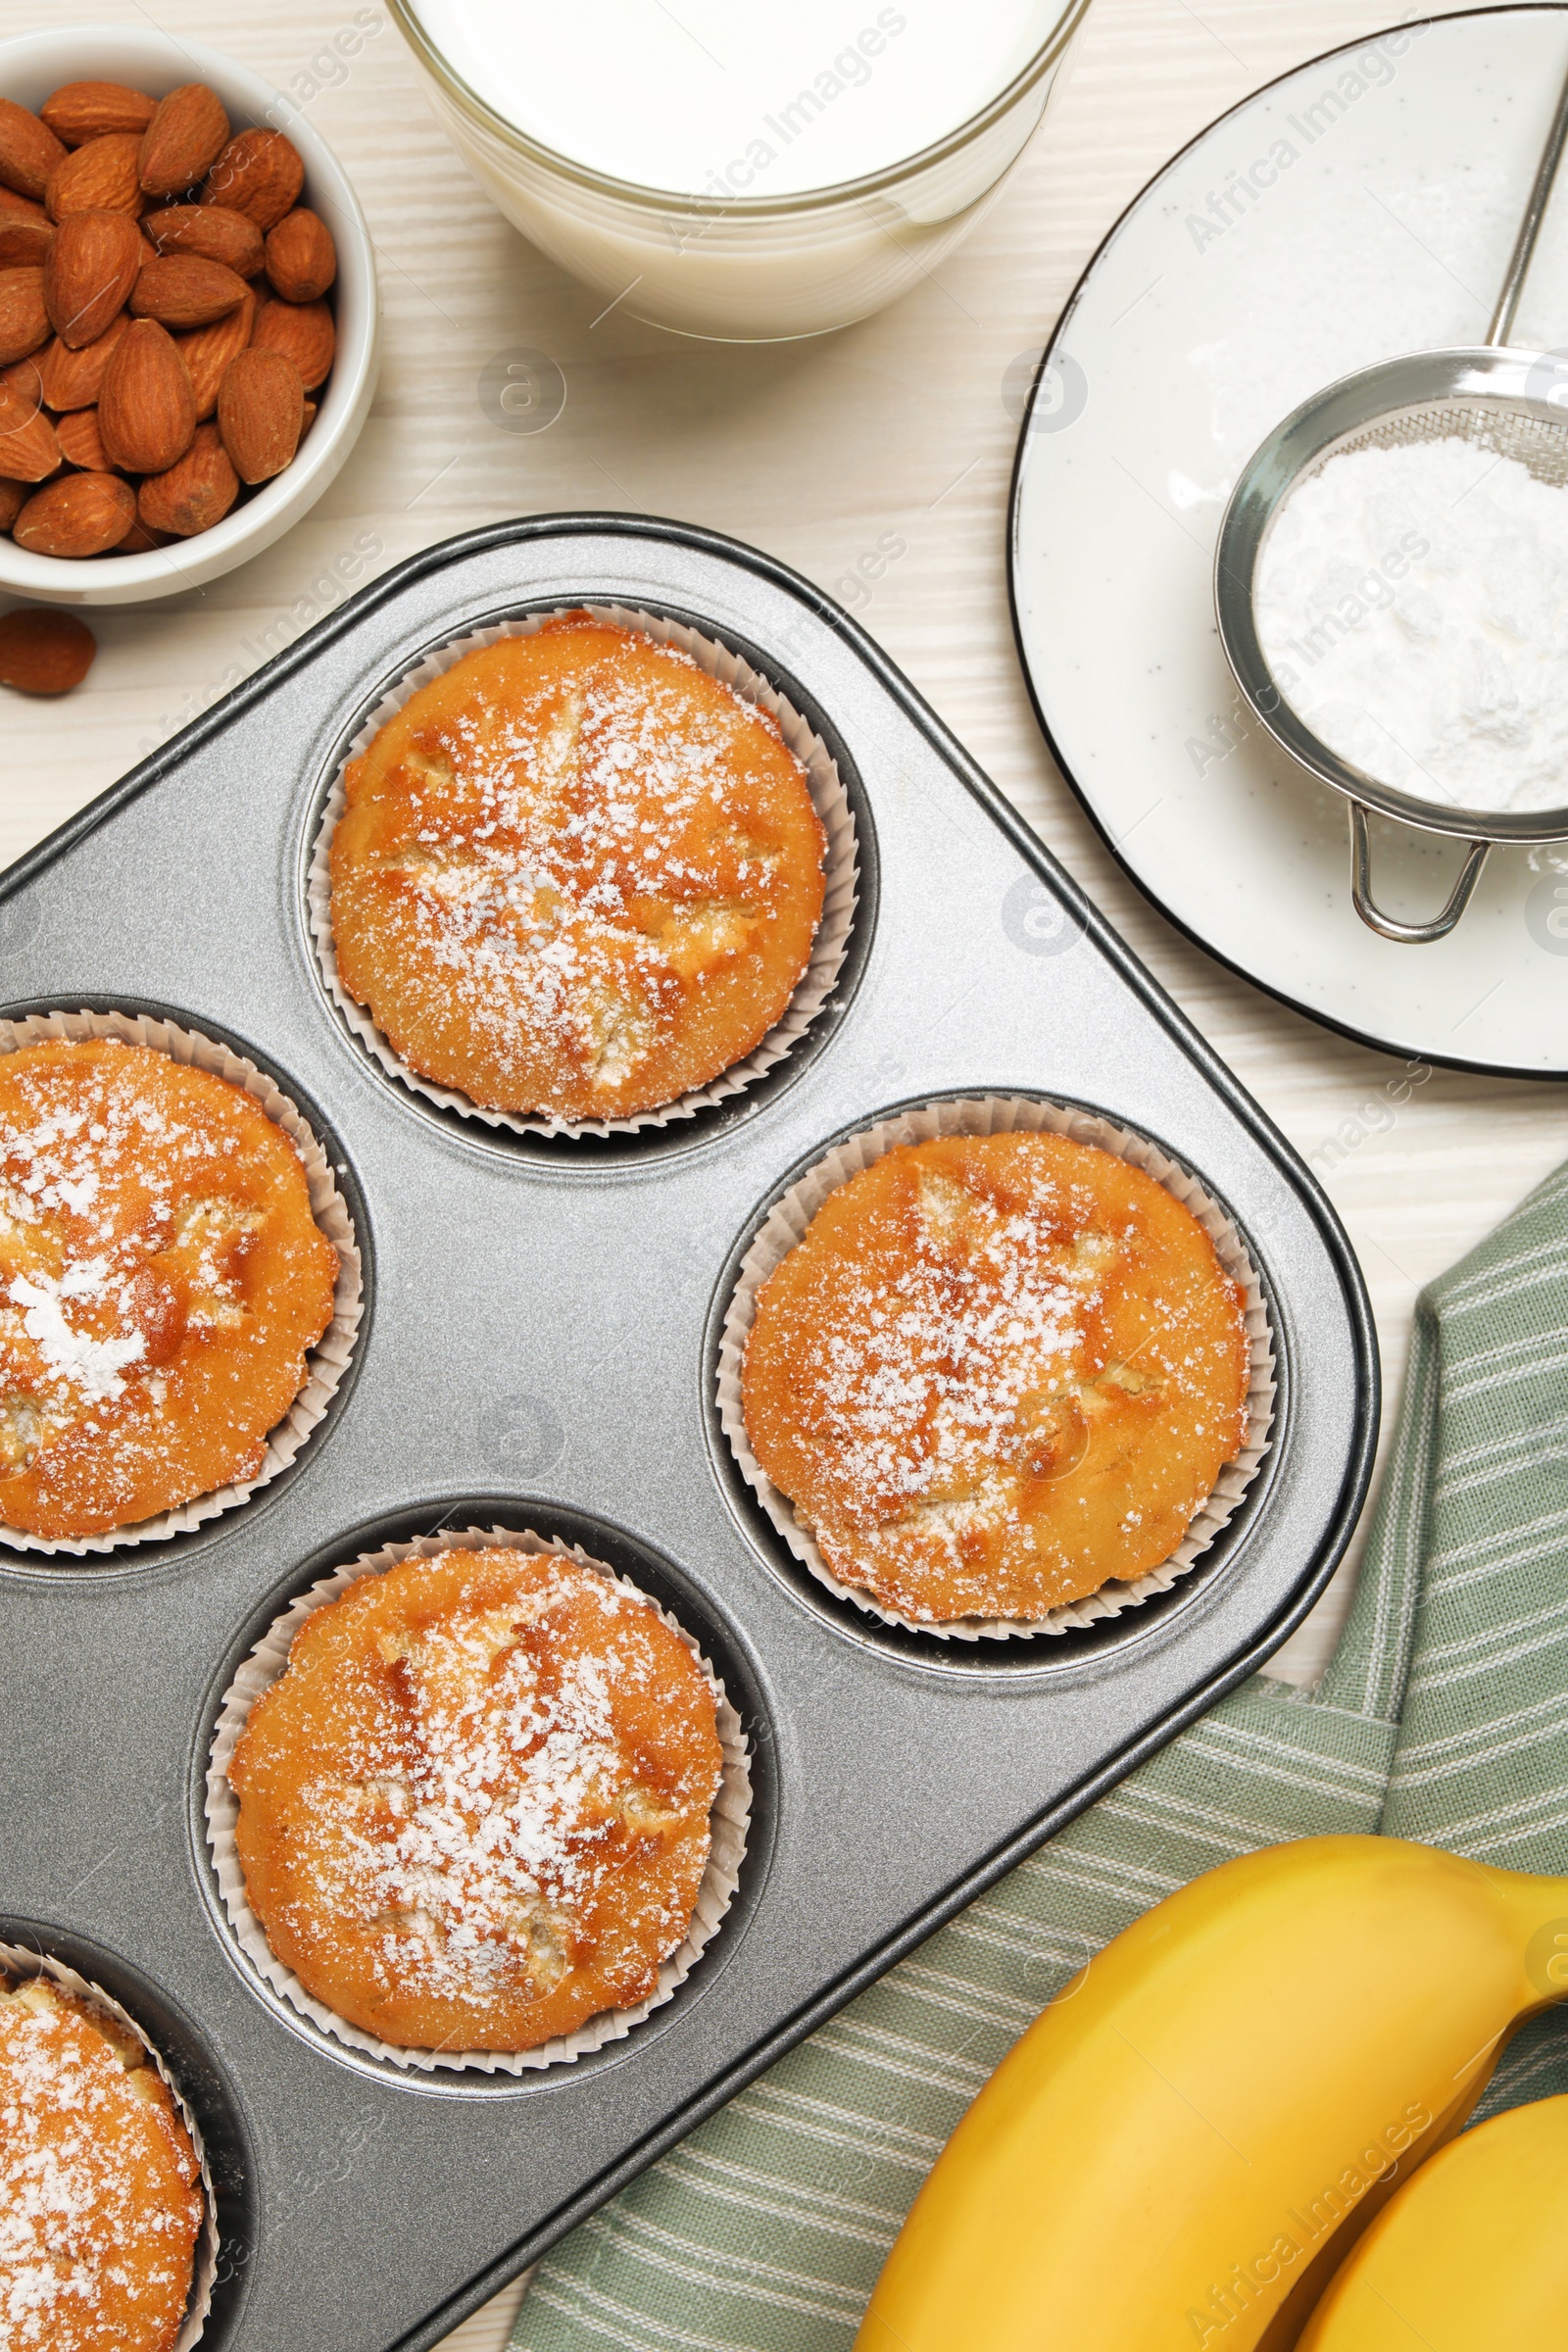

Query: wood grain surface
left=5, top=2, right=1567, bottom=2336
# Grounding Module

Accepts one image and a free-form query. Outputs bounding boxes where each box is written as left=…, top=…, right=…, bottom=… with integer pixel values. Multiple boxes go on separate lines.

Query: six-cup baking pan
left=0, top=515, right=1378, bottom=2352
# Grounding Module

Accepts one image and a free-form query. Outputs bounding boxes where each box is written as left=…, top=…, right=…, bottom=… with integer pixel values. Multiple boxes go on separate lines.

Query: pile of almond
left=0, top=78, right=338, bottom=561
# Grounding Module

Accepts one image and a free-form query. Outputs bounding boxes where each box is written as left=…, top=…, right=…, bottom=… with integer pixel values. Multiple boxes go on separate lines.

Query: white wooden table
left=7, top=1, right=1568, bottom=2342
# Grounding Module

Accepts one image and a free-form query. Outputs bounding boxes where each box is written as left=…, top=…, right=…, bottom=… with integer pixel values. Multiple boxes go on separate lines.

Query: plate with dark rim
left=1010, top=4, right=1568, bottom=1078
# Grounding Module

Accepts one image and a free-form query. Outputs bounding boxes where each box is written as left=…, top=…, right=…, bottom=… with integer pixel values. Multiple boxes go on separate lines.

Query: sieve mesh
left=1311, top=397, right=1568, bottom=487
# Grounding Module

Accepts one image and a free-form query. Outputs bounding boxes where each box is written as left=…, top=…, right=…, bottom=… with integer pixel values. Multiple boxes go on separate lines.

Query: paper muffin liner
left=719, top=1095, right=1277, bottom=1642
left=0, top=1009, right=363, bottom=1561
left=205, top=1524, right=753, bottom=2075
left=307, top=604, right=859, bottom=1139
left=0, top=1937, right=220, bottom=2351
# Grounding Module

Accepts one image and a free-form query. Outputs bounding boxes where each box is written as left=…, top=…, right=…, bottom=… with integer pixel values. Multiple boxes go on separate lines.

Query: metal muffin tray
left=0, top=516, right=1378, bottom=2352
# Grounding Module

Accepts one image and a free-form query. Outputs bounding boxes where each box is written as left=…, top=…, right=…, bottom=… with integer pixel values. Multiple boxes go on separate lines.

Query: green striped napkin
left=515, top=1161, right=1568, bottom=2351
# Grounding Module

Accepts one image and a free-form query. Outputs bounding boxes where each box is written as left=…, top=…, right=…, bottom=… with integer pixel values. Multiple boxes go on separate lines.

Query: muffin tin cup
left=0, top=1009, right=363, bottom=1562
left=0, top=1936, right=220, bottom=2351
left=204, top=1524, right=753, bottom=2076
left=307, top=604, right=859, bottom=1140
left=718, top=1093, right=1277, bottom=1643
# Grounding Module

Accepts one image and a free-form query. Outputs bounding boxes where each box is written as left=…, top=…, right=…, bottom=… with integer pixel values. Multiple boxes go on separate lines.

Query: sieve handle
left=1349, top=804, right=1491, bottom=945
left=1490, top=54, right=1568, bottom=345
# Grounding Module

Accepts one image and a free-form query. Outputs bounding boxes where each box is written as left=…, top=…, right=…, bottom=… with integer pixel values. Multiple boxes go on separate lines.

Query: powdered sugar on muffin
left=0, top=1040, right=338, bottom=1540
left=0, top=1976, right=204, bottom=2352
left=229, top=1548, right=725, bottom=2051
left=327, top=615, right=827, bottom=1120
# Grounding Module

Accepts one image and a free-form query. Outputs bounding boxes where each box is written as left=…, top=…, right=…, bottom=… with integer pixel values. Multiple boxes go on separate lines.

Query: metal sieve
left=1214, top=62, right=1568, bottom=943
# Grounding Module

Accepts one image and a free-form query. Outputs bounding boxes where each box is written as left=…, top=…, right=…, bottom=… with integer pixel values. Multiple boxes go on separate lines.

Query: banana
left=1297, top=2093, right=1568, bottom=2349
left=855, top=1836, right=1568, bottom=2352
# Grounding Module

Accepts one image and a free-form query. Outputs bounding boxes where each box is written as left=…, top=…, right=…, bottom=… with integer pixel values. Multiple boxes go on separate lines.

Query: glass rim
left=386, top=0, right=1094, bottom=217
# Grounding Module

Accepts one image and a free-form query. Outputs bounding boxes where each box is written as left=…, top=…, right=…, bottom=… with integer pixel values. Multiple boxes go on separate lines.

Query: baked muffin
left=228, top=1548, right=726, bottom=2052
left=741, top=1130, right=1253, bottom=1622
left=0, top=1039, right=339, bottom=1541
left=0, top=1972, right=205, bottom=2352
left=327, top=615, right=827, bottom=1121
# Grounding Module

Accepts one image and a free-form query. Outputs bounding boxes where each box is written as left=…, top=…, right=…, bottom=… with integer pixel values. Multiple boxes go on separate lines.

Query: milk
left=408, top=0, right=1071, bottom=195
left=394, top=0, right=1091, bottom=335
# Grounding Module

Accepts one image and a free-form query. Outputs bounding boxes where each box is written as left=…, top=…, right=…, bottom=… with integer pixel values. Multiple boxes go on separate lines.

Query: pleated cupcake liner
left=718, top=1093, right=1277, bottom=1642
left=205, top=1524, right=752, bottom=2073
left=308, top=604, right=858, bottom=1138
left=0, top=1937, right=220, bottom=2350
left=0, top=1008, right=362, bottom=1560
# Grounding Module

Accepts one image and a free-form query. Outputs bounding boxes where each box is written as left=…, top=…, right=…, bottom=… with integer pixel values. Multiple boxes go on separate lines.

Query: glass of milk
left=388, top=0, right=1093, bottom=338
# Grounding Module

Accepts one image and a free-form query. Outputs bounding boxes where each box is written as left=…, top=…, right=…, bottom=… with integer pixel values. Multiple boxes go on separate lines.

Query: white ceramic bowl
left=0, top=24, right=380, bottom=607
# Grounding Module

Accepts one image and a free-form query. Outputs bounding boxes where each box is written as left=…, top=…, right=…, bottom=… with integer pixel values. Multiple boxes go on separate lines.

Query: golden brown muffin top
left=229, top=1548, right=726, bottom=2053
left=327, top=615, right=827, bottom=1121
left=741, top=1130, right=1253, bottom=1623
left=0, top=1040, right=339, bottom=1541
left=0, top=1975, right=204, bottom=2352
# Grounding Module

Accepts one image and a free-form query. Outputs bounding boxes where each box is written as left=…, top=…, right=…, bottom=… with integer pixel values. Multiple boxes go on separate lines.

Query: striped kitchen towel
left=515, top=1159, right=1568, bottom=2351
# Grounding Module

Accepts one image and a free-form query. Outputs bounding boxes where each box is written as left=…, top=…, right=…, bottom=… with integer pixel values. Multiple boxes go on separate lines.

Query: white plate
left=1010, top=3, right=1568, bottom=1076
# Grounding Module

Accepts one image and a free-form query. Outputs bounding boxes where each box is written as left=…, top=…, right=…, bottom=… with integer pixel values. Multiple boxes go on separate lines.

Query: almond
left=0, top=269, right=49, bottom=368
left=138, top=418, right=238, bottom=536
left=0, top=215, right=51, bottom=269
left=117, top=513, right=173, bottom=554
left=138, top=84, right=229, bottom=199
left=0, top=607, right=96, bottom=691
left=0, top=187, right=48, bottom=225
left=55, top=406, right=109, bottom=471
left=0, top=102, right=67, bottom=203
left=264, top=208, right=336, bottom=305
left=251, top=294, right=333, bottom=392
left=46, top=131, right=143, bottom=220
left=38, top=312, right=128, bottom=411
left=13, top=469, right=134, bottom=558
left=131, top=253, right=246, bottom=330
left=44, top=209, right=142, bottom=346
left=202, top=129, right=303, bottom=231
left=1, top=352, right=45, bottom=416
left=175, top=288, right=255, bottom=420
left=0, top=375, right=60, bottom=481
left=0, top=479, right=24, bottom=532
left=40, top=82, right=158, bottom=147
left=218, top=345, right=302, bottom=482
left=98, top=317, right=194, bottom=472
left=143, top=201, right=263, bottom=277
left=300, top=398, right=317, bottom=436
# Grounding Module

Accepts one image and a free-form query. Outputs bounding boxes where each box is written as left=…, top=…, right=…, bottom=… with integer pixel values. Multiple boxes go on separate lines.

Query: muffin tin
left=0, top=515, right=1378, bottom=2352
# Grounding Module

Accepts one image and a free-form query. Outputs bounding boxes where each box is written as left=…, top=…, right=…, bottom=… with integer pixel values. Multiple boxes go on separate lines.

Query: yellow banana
left=855, top=1835, right=1568, bottom=2352
left=1297, top=2093, right=1568, bottom=2350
